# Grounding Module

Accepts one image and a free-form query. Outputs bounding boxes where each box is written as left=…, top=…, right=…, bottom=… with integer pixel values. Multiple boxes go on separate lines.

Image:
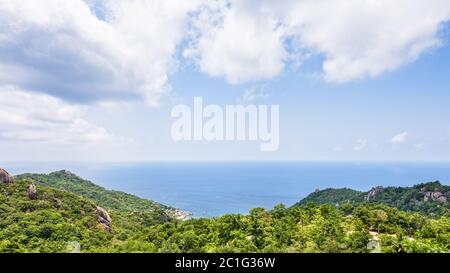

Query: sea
left=3, top=161, right=450, bottom=218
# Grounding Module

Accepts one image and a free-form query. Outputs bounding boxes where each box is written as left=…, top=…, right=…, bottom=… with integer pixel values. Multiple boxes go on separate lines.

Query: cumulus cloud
left=187, top=0, right=287, bottom=84
left=391, top=131, right=409, bottom=144
left=353, top=138, right=368, bottom=151
left=1, top=0, right=449, bottom=103
left=189, top=0, right=450, bottom=83
left=0, top=86, right=110, bottom=144
left=0, top=0, right=200, bottom=105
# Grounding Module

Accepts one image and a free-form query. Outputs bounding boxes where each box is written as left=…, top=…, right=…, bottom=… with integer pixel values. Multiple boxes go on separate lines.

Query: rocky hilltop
left=295, top=181, right=450, bottom=216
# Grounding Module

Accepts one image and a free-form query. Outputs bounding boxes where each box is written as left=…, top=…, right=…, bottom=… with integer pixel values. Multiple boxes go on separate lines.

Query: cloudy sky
left=1, top=0, right=450, bottom=161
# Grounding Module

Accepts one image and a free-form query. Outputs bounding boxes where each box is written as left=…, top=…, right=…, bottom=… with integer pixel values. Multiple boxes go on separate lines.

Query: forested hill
left=295, top=181, right=450, bottom=217
left=15, top=170, right=190, bottom=220
left=0, top=172, right=181, bottom=252
left=1, top=169, right=450, bottom=253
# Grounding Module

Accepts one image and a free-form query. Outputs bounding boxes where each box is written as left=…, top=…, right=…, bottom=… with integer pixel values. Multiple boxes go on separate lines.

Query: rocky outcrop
left=424, top=192, right=447, bottom=203
left=0, top=168, right=14, bottom=184
left=364, top=186, right=384, bottom=201
left=166, top=208, right=193, bottom=221
left=27, top=183, right=38, bottom=200
left=96, top=206, right=112, bottom=233
left=53, top=198, right=63, bottom=209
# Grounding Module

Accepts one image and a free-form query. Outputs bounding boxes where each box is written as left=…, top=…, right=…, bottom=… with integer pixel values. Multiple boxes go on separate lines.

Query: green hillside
left=296, top=188, right=364, bottom=206
left=131, top=203, right=450, bottom=253
left=0, top=175, right=178, bottom=253
left=15, top=170, right=181, bottom=220
left=294, top=181, right=450, bottom=217
left=1, top=171, right=449, bottom=253
left=0, top=178, right=109, bottom=252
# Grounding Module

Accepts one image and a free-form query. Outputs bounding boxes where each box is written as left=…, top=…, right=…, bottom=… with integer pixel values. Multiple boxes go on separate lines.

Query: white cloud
left=391, top=131, right=409, bottom=144
left=354, top=138, right=368, bottom=151
left=187, top=0, right=286, bottom=84
left=1, top=0, right=449, bottom=103
left=189, top=0, right=450, bottom=83
left=287, top=0, right=450, bottom=83
left=0, top=86, right=110, bottom=144
left=238, top=85, right=269, bottom=103
left=0, top=0, right=200, bottom=105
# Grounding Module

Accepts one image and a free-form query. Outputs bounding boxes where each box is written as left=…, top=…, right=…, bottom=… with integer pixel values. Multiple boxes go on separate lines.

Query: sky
left=1, top=0, right=450, bottom=162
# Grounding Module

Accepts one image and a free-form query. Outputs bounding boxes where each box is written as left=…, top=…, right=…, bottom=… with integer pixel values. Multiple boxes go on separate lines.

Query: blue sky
left=154, top=35, right=450, bottom=161
left=1, top=0, right=450, bottom=161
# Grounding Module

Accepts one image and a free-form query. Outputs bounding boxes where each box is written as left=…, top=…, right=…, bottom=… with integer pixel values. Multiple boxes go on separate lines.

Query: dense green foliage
left=16, top=171, right=170, bottom=216
left=296, top=188, right=363, bottom=205
left=295, top=182, right=450, bottom=217
left=1, top=173, right=449, bottom=253
left=0, top=178, right=174, bottom=253
left=124, top=203, right=449, bottom=253
left=0, top=179, right=106, bottom=252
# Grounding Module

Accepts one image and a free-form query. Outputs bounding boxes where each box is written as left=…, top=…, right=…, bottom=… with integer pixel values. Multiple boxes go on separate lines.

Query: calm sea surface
left=4, top=161, right=450, bottom=217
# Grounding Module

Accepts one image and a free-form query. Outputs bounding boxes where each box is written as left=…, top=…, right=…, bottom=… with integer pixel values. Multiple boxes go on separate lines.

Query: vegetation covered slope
left=296, top=188, right=364, bottom=205
left=16, top=171, right=172, bottom=217
left=295, top=182, right=450, bottom=217
left=0, top=179, right=109, bottom=252
left=1, top=172, right=449, bottom=253
left=127, top=203, right=449, bottom=253
left=0, top=177, right=175, bottom=253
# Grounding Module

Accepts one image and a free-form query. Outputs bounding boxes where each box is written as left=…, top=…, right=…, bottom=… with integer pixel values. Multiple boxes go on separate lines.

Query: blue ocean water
left=4, top=161, right=450, bottom=217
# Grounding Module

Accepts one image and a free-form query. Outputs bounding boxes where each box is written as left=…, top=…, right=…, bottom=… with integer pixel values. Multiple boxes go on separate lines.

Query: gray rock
left=365, top=186, right=384, bottom=201
left=424, top=192, right=447, bottom=203
left=27, top=183, right=38, bottom=200
left=165, top=208, right=193, bottom=221
left=0, top=168, right=14, bottom=184
left=96, top=206, right=112, bottom=232
left=53, top=198, right=63, bottom=209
